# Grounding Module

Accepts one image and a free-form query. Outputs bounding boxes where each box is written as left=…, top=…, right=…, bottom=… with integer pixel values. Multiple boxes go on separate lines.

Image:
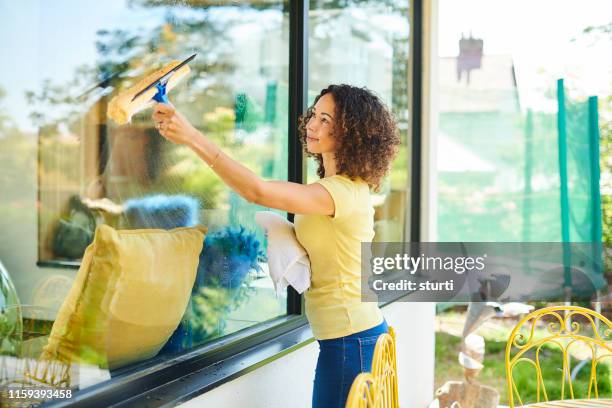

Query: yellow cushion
left=41, top=224, right=206, bottom=370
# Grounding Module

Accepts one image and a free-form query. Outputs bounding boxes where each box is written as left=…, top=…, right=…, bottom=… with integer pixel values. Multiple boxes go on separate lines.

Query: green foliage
left=188, top=286, right=233, bottom=341
left=389, top=144, right=408, bottom=190
left=23, top=64, right=104, bottom=133
left=435, top=330, right=612, bottom=404
left=151, top=143, right=223, bottom=209
left=38, top=136, right=81, bottom=188
left=0, top=87, right=15, bottom=134
left=0, top=269, right=22, bottom=356
left=186, top=276, right=255, bottom=342
left=600, top=95, right=612, bottom=245
left=511, top=347, right=611, bottom=401
left=0, top=92, right=39, bottom=269
left=596, top=92, right=611, bottom=277
left=23, top=2, right=238, bottom=137
left=583, top=22, right=612, bottom=35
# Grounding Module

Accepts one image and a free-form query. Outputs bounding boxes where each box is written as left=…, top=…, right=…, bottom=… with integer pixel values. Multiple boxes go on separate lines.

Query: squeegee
left=107, top=53, right=196, bottom=125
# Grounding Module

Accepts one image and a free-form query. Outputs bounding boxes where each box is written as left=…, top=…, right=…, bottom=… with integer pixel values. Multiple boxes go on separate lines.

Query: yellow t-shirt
left=294, top=174, right=383, bottom=340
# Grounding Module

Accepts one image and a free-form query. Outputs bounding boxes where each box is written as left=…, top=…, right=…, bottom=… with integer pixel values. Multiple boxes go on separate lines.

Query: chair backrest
left=346, top=373, right=377, bottom=408
left=505, top=305, right=612, bottom=407
left=346, top=326, right=400, bottom=408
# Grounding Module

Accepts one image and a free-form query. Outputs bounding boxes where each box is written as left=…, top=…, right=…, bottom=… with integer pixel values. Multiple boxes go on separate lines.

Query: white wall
left=420, top=0, right=439, bottom=243
left=179, top=302, right=436, bottom=408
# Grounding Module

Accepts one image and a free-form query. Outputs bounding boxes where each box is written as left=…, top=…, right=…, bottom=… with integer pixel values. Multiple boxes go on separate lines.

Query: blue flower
left=197, top=226, right=265, bottom=290
left=124, top=194, right=199, bottom=229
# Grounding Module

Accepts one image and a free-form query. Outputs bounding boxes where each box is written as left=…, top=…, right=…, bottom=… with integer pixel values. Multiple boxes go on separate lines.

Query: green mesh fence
left=557, top=79, right=604, bottom=288
left=558, top=79, right=602, bottom=244
left=437, top=78, right=605, bottom=298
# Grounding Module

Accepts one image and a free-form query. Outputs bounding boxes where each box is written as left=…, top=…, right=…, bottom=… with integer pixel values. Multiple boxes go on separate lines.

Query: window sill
left=43, top=315, right=311, bottom=408
left=37, top=260, right=81, bottom=269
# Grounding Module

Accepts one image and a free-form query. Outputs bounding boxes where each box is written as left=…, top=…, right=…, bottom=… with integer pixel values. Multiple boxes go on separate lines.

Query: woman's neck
left=322, top=152, right=337, bottom=177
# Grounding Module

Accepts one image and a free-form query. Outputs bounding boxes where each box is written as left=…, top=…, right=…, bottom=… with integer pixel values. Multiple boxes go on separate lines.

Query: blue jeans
left=312, top=319, right=389, bottom=408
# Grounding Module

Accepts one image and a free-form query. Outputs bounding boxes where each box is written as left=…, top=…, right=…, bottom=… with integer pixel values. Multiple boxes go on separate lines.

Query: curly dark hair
left=298, top=84, right=400, bottom=192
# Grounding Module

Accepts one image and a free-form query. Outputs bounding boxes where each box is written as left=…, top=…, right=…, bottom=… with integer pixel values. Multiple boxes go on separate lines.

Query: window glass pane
left=307, top=0, right=411, bottom=242
left=435, top=0, right=610, bottom=242
left=0, top=0, right=289, bottom=393
left=435, top=1, right=611, bottom=401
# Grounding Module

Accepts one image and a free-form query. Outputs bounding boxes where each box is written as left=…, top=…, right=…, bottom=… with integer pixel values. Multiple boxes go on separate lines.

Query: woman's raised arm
left=152, top=103, right=335, bottom=217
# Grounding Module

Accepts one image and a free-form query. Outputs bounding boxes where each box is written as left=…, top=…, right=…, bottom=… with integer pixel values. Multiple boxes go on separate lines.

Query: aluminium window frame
left=42, top=0, right=422, bottom=406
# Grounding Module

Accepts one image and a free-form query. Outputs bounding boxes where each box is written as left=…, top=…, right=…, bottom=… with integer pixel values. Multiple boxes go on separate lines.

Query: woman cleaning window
left=152, top=84, right=400, bottom=408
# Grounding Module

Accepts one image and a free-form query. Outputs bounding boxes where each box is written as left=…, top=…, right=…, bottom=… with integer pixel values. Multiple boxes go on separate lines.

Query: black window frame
left=42, top=0, right=423, bottom=406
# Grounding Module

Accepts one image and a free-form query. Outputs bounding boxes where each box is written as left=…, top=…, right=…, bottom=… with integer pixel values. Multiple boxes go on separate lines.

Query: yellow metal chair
left=505, top=305, right=612, bottom=407
left=346, top=326, right=400, bottom=408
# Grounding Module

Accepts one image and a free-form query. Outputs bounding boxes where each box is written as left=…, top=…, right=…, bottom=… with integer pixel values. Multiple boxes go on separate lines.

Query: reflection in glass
left=308, top=0, right=411, bottom=242
left=437, top=42, right=530, bottom=242
left=0, top=0, right=289, bottom=397
left=435, top=0, right=611, bottom=243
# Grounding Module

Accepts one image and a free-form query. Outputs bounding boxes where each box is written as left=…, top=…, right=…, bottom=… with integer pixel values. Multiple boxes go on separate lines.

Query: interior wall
left=420, top=0, right=439, bottom=242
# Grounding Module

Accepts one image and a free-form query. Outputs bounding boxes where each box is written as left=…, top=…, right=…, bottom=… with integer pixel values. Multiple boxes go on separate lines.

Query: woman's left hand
left=152, top=103, right=199, bottom=145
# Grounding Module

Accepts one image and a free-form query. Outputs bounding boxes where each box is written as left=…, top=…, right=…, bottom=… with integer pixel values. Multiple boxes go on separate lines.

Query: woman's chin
left=306, top=143, right=320, bottom=154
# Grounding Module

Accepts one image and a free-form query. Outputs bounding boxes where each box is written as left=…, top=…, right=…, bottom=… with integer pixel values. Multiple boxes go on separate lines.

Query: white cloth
left=255, top=211, right=311, bottom=296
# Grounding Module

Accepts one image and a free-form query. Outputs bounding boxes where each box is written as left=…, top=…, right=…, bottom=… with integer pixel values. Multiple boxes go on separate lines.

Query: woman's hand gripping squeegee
left=107, top=54, right=196, bottom=125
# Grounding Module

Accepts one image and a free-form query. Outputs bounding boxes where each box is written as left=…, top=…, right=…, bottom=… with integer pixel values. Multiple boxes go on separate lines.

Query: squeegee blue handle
left=152, top=82, right=169, bottom=104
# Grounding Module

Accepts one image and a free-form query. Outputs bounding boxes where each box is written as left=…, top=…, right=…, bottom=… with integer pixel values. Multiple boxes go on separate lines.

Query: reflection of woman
left=152, top=84, right=400, bottom=407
